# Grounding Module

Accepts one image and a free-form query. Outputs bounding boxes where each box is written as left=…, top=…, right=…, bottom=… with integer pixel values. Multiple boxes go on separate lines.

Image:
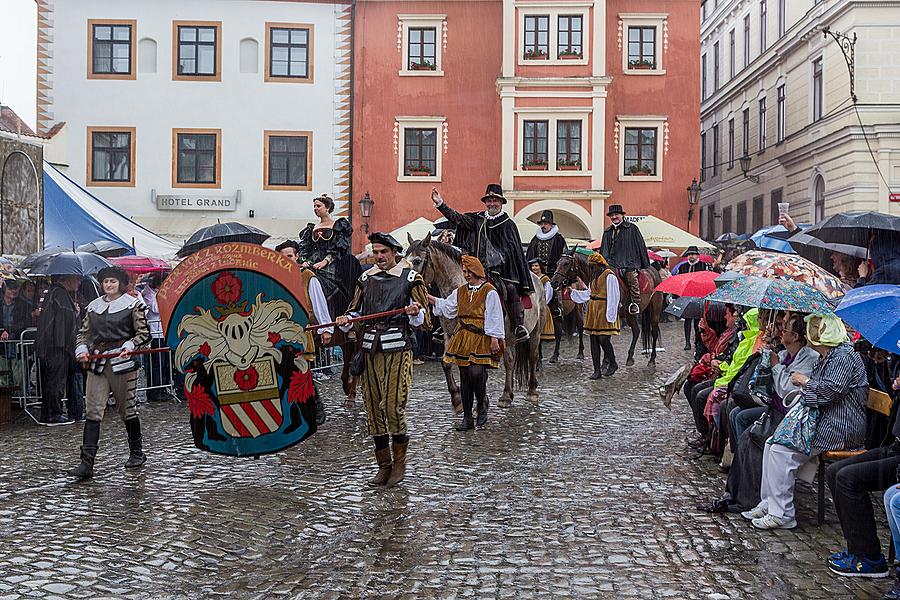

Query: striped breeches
left=85, top=369, right=139, bottom=422
left=361, top=350, right=412, bottom=436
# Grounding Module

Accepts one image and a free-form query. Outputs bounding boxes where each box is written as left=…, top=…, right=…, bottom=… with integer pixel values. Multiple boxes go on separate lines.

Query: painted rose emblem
left=234, top=366, right=259, bottom=391
left=212, top=271, right=242, bottom=305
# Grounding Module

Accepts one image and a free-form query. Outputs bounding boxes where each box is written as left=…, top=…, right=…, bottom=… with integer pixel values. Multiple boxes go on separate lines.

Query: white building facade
left=37, top=0, right=352, bottom=243
left=698, top=0, right=900, bottom=238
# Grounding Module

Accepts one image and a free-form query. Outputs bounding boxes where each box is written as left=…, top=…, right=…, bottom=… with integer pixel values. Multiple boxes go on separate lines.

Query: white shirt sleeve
left=432, top=289, right=459, bottom=319
left=570, top=288, right=591, bottom=304
left=484, top=289, right=505, bottom=339
left=606, top=273, right=620, bottom=323
left=307, top=276, right=334, bottom=334
left=408, top=301, right=425, bottom=327
left=543, top=281, right=553, bottom=304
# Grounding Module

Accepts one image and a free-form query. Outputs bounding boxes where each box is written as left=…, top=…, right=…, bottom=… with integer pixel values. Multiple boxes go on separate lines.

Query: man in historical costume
left=429, top=255, right=505, bottom=431
left=526, top=210, right=568, bottom=320
left=431, top=184, right=533, bottom=343
left=70, top=266, right=151, bottom=480
left=529, top=258, right=556, bottom=343
left=336, top=232, right=430, bottom=487
left=35, top=275, right=81, bottom=425
left=599, top=204, right=649, bottom=315
left=277, top=239, right=332, bottom=426
left=570, top=253, right=621, bottom=379
left=679, top=245, right=710, bottom=351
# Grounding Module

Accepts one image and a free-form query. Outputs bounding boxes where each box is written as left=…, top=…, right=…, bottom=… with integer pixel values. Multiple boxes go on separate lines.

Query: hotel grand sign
left=155, top=191, right=238, bottom=212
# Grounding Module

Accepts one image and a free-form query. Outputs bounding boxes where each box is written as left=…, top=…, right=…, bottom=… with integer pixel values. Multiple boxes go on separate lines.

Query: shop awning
left=625, top=215, right=714, bottom=249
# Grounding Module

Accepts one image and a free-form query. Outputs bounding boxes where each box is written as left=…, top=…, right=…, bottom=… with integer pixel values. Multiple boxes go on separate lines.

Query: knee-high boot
left=70, top=419, right=101, bottom=480
left=456, top=368, right=475, bottom=431
left=600, top=335, right=618, bottom=376
left=124, top=417, right=146, bottom=468
left=589, top=336, right=603, bottom=380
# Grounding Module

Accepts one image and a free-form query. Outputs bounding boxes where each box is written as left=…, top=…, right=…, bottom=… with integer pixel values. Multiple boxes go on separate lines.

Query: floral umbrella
left=706, top=276, right=836, bottom=314
left=725, top=250, right=848, bottom=300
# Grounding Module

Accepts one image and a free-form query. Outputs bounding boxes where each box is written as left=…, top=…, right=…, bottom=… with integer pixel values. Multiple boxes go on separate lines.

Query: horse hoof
left=576, top=353, right=585, bottom=360
left=527, top=393, right=539, bottom=402
left=498, top=398, right=512, bottom=408
left=548, top=355, right=558, bottom=364
left=625, top=358, right=635, bottom=367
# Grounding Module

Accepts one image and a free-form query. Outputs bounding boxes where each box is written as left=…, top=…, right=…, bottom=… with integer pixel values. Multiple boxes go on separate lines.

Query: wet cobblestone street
left=0, top=322, right=890, bottom=599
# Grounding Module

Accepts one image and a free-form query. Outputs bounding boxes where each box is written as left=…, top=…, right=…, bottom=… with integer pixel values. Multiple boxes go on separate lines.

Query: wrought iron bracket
left=822, top=26, right=858, bottom=103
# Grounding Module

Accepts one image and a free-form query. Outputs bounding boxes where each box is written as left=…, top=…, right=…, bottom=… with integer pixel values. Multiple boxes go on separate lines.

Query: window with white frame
left=621, top=14, right=667, bottom=74
left=712, top=123, right=720, bottom=176
left=743, top=14, right=751, bottom=67
left=759, top=0, right=767, bottom=53
left=758, top=97, right=767, bottom=151
left=777, top=84, right=786, bottom=142
left=617, top=116, right=666, bottom=181
left=728, top=118, right=735, bottom=168
left=812, top=57, right=824, bottom=122
left=519, top=6, right=589, bottom=65
left=398, top=15, right=445, bottom=76
left=515, top=110, right=589, bottom=174
left=729, top=29, right=735, bottom=79
left=396, top=116, right=445, bottom=181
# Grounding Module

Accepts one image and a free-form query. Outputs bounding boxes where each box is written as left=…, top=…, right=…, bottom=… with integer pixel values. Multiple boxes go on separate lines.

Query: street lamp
left=686, top=178, right=701, bottom=221
left=739, top=154, right=760, bottom=183
left=359, top=191, right=374, bottom=234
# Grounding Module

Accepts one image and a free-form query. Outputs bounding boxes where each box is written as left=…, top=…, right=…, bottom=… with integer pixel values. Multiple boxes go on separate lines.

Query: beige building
left=698, top=0, right=900, bottom=238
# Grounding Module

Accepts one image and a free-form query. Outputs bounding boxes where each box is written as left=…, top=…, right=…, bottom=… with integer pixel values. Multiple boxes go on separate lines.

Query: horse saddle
left=613, top=270, right=656, bottom=294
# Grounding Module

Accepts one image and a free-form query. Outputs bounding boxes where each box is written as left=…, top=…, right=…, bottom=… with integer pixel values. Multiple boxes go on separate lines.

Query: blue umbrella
left=835, top=285, right=900, bottom=353
left=750, top=224, right=808, bottom=254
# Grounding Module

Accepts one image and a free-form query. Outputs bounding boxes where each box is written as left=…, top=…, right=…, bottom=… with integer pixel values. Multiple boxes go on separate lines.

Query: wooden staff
left=83, top=347, right=171, bottom=360
left=305, top=307, right=413, bottom=331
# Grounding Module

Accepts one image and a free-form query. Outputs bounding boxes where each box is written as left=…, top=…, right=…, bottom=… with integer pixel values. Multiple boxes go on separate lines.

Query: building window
left=701, top=53, right=707, bottom=100
left=266, top=23, right=313, bottom=82
left=556, top=120, right=581, bottom=167
left=712, top=123, right=720, bottom=176
left=777, top=84, right=786, bottom=142
left=778, top=0, right=786, bottom=37
left=770, top=188, right=782, bottom=225
left=812, top=57, right=824, bottom=122
left=737, top=201, right=747, bottom=234
left=88, top=21, right=136, bottom=79
left=814, top=175, right=825, bottom=221
left=172, top=128, right=221, bottom=188
left=173, top=21, right=221, bottom=80
left=742, top=108, right=750, bottom=157
left=264, top=131, right=311, bottom=190
left=722, top=206, right=732, bottom=233
left=758, top=97, right=767, bottom=151
left=87, top=127, right=135, bottom=187
left=760, top=0, right=767, bottom=53
left=700, top=131, right=707, bottom=183
left=728, top=118, right=735, bottom=168
left=729, top=29, right=736, bottom=79
left=706, top=204, right=716, bottom=240
left=523, top=120, right=549, bottom=167
left=627, top=26, right=655, bottom=68
left=399, top=15, right=446, bottom=76
left=524, top=15, right=550, bottom=59
left=404, top=128, right=438, bottom=176
left=557, top=15, right=583, bottom=58
left=624, top=127, right=657, bottom=176
left=743, top=14, right=751, bottom=67
left=713, top=42, right=720, bottom=91
left=752, top=195, right=763, bottom=231
left=408, top=27, right=436, bottom=69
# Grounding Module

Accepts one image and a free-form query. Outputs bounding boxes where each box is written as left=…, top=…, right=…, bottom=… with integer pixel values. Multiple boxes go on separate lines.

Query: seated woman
left=743, top=314, right=868, bottom=530
left=883, top=481, right=900, bottom=598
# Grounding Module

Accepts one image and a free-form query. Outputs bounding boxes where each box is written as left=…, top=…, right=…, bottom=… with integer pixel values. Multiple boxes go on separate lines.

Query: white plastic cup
left=778, top=202, right=790, bottom=217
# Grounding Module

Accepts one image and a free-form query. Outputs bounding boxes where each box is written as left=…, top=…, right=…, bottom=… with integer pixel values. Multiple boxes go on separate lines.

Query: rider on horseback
left=431, top=185, right=534, bottom=343
left=599, top=204, right=649, bottom=316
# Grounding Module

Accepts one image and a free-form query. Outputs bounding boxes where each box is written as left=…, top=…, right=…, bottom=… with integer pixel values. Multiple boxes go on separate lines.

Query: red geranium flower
left=186, top=384, right=215, bottom=418
left=233, top=366, right=259, bottom=391
left=199, top=342, right=211, bottom=357
left=268, top=332, right=282, bottom=345
left=212, top=271, right=242, bottom=305
left=287, top=369, right=315, bottom=405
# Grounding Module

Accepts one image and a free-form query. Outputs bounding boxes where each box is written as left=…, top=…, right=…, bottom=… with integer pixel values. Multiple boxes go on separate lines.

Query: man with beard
left=431, top=184, right=533, bottom=342
left=599, top=204, right=649, bottom=315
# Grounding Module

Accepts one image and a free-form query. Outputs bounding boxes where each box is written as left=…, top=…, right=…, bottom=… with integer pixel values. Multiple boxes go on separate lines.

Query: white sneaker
left=741, top=503, right=767, bottom=520
left=751, top=513, right=797, bottom=530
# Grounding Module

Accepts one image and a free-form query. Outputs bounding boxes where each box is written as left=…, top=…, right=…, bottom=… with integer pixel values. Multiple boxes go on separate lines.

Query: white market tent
left=625, top=215, right=715, bottom=249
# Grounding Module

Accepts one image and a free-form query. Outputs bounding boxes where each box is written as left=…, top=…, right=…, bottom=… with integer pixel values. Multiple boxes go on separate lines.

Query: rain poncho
left=714, top=308, right=760, bottom=388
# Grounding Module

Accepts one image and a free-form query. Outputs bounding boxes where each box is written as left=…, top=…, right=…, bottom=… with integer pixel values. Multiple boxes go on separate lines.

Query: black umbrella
left=787, top=232, right=867, bottom=270
left=76, top=240, right=131, bottom=258
left=664, top=296, right=727, bottom=321
left=177, top=222, right=270, bottom=258
left=19, top=246, right=70, bottom=271
left=716, top=232, right=740, bottom=243
left=26, top=251, right=111, bottom=277
left=804, top=211, right=900, bottom=248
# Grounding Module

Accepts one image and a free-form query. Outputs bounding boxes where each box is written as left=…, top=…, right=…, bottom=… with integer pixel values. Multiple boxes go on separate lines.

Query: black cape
left=599, top=221, right=650, bottom=270
left=35, top=283, right=77, bottom=358
left=526, top=230, right=568, bottom=275
left=437, top=203, right=534, bottom=293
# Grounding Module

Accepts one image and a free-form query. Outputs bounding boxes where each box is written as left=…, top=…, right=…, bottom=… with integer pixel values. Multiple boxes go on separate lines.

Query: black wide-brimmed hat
left=682, top=245, right=701, bottom=256
left=538, top=210, right=555, bottom=225
left=528, top=257, right=547, bottom=266
left=97, top=265, right=129, bottom=288
left=606, top=204, right=626, bottom=216
left=369, top=232, right=404, bottom=253
left=480, top=183, right=506, bottom=204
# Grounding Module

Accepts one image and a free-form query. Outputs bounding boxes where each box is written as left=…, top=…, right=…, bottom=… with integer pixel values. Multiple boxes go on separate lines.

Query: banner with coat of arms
left=157, top=243, right=318, bottom=456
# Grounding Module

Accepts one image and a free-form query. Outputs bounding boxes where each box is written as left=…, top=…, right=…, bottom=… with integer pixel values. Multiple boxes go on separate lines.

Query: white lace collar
left=87, top=293, right=141, bottom=315
left=534, top=225, right=559, bottom=241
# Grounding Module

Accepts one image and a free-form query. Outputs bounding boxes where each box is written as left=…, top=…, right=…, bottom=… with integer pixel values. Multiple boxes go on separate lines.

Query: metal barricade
left=311, top=345, right=343, bottom=378
left=137, top=320, right=176, bottom=400
left=2, top=332, right=43, bottom=423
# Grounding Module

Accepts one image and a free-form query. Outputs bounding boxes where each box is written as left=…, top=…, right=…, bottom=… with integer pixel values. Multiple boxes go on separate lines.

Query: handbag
left=768, top=400, right=819, bottom=455
left=748, top=409, right=779, bottom=449
left=349, top=350, right=366, bottom=377
left=730, top=354, right=762, bottom=409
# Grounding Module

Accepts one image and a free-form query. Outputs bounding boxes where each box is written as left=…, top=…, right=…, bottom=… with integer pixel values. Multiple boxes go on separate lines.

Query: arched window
left=813, top=175, right=825, bottom=222
left=138, top=38, right=157, bottom=73
left=240, top=38, right=259, bottom=74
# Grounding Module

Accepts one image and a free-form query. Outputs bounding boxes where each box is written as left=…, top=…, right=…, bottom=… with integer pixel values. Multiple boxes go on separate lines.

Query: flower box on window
left=557, top=159, right=581, bottom=171
left=628, top=59, right=656, bottom=70
left=559, top=50, right=582, bottom=60
left=410, top=61, right=436, bottom=71
left=627, top=164, right=653, bottom=176
left=523, top=49, right=548, bottom=60
left=522, top=160, right=548, bottom=171
left=408, top=165, right=434, bottom=176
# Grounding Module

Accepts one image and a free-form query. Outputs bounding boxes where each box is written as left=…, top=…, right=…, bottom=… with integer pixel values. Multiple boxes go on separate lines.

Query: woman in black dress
left=298, top=194, right=362, bottom=319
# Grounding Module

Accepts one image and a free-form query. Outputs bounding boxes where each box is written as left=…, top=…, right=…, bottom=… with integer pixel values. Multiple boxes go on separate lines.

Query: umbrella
left=835, top=285, right=900, bottom=353
left=787, top=232, right=868, bottom=270
left=76, top=240, right=131, bottom=258
left=706, top=276, right=836, bottom=313
left=177, top=222, right=270, bottom=258
left=0, top=257, right=26, bottom=281
left=804, top=211, right=900, bottom=248
left=657, top=249, right=676, bottom=258
left=750, top=225, right=799, bottom=254
left=648, top=250, right=664, bottom=262
left=26, top=251, right=111, bottom=277
left=714, top=271, right=742, bottom=287
left=725, top=250, right=849, bottom=300
left=655, top=270, right=720, bottom=297
left=671, top=255, right=714, bottom=274
left=109, top=256, right=171, bottom=275
left=664, top=296, right=727, bottom=321
left=19, top=246, right=70, bottom=271
left=716, top=232, right=740, bottom=243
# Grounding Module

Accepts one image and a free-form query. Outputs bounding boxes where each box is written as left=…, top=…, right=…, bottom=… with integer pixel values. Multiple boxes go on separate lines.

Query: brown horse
left=547, top=291, right=585, bottom=363
left=550, top=251, right=664, bottom=366
left=406, top=233, right=547, bottom=409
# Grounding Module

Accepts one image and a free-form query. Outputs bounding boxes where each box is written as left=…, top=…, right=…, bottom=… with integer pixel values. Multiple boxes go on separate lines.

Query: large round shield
left=158, top=243, right=318, bottom=456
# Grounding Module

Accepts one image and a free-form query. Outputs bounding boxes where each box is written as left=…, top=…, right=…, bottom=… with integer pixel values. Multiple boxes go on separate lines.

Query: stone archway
left=514, top=199, right=595, bottom=240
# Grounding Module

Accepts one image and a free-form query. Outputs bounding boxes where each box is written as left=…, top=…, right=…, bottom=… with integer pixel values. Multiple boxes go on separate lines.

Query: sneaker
left=828, top=552, right=890, bottom=578
left=741, top=502, right=768, bottom=520
left=412, top=358, right=425, bottom=366
left=751, top=513, right=797, bottom=530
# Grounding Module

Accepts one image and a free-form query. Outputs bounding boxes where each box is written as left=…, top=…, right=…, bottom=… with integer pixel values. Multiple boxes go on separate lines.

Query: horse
left=550, top=251, right=664, bottom=366
left=405, top=233, right=548, bottom=409
left=547, top=290, right=585, bottom=363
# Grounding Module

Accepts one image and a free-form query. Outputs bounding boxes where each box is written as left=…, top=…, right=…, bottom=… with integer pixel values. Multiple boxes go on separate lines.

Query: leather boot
left=70, top=419, right=100, bottom=480
left=368, top=447, right=393, bottom=486
left=124, top=418, right=146, bottom=468
left=386, top=440, right=408, bottom=487
left=476, top=394, right=488, bottom=428
left=315, top=396, right=327, bottom=426
left=589, top=337, right=602, bottom=380
left=456, top=389, right=475, bottom=431
left=509, top=297, right=529, bottom=342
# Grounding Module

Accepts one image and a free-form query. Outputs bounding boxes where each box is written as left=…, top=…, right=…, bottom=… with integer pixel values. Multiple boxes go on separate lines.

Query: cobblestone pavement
left=0, top=321, right=891, bottom=599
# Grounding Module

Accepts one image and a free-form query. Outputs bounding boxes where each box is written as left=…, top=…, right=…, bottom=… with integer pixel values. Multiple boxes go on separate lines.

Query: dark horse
left=547, top=291, right=585, bottom=363
left=550, top=251, right=664, bottom=366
